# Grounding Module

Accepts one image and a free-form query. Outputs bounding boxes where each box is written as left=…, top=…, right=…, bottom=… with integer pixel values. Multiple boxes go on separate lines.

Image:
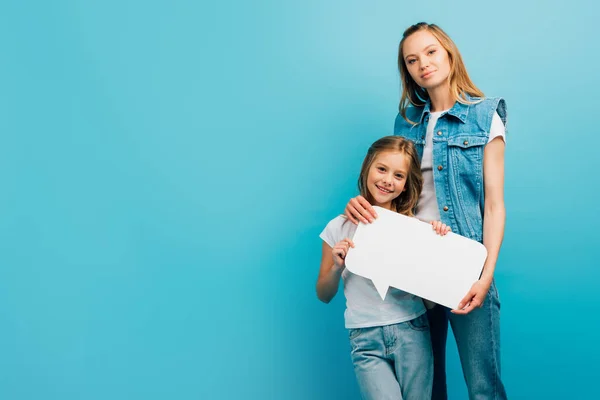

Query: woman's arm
left=453, top=137, right=505, bottom=314
left=316, top=239, right=353, bottom=303
left=480, top=137, right=506, bottom=283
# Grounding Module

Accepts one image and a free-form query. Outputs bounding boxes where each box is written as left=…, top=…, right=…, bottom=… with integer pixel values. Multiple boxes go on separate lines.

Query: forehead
left=373, top=151, right=409, bottom=169
left=402, top=30, right=441, bottom=55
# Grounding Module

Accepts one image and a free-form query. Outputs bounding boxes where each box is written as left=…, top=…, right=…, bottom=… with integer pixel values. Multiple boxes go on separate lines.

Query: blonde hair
left=357, top=136, right=423, bottom=216
left=397, top=22, right=484, bottom=123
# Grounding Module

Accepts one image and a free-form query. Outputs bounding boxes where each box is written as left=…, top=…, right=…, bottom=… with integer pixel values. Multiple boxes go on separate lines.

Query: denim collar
left=418, top=94, right=472, bottom=125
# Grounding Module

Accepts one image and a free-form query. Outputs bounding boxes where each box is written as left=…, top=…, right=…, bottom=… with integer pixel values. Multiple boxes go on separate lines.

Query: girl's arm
left=453, top=137, right=505, bottom=314
left=316, top=239, right=353, bottom=303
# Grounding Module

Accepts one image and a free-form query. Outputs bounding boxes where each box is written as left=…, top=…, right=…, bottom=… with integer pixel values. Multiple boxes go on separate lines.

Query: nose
left=419, top=57, right=429, bottom=70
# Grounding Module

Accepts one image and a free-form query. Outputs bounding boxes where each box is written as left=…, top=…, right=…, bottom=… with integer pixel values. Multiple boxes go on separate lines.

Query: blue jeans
left=349, top=313, right=433, bottom=400
left=427, top=280, right=507, bottom=400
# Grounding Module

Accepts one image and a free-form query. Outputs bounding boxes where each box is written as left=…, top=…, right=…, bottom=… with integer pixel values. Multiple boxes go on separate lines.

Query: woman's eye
left=428, top=49, right=436, bottom=55
left=378, top=167, right=385, bottom=172
left=407, top=59, right=416, bottom=65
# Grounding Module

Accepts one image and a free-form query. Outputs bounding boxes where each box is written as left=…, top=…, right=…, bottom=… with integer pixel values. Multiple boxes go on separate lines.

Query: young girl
left=345, top=22, right=508, bottom=399
left=317, top=136, right=450, bottom=400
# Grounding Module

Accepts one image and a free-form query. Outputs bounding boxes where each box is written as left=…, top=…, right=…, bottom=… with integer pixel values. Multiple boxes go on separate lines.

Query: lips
left=376, top=185, right=393, bottom=194
left=421, top=70, right=435, bottom=79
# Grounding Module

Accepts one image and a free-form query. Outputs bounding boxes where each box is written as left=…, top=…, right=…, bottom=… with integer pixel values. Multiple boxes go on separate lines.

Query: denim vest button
left=438, top=165, right=443, bottom=171
left=437, top=131, right=442, bottom=136
left=463, top=140, right=469, bottom=146
left=443, top=206, right=449, bottom=211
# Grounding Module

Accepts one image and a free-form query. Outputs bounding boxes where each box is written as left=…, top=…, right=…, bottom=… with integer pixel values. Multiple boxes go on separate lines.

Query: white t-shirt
left=415, top=111, right=506, bottom=223
left=320, top=215, right=426, bottom=329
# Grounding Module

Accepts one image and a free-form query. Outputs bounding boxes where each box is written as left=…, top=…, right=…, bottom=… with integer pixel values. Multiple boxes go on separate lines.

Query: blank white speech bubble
left=344, top=206, right=487, bottom=309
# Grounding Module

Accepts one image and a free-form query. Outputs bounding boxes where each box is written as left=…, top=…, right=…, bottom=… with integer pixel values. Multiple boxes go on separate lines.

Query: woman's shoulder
left=469, top=96, right=507, bottom=128
left=469, top=96, right=506, bottom=114
left=393, top=106, right=424, bottom=133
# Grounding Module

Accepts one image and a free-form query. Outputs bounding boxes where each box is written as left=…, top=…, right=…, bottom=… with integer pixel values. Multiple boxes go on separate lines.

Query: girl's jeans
left=349, top=313, right=433, bottom=400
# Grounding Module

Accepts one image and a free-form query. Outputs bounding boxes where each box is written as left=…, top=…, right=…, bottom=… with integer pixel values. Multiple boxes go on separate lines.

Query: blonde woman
left=344, top=23, right=508, bottom=399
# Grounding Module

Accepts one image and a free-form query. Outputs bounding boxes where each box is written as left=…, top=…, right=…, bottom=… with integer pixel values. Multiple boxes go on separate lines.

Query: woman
left=344, top=22, right=508, bottom=399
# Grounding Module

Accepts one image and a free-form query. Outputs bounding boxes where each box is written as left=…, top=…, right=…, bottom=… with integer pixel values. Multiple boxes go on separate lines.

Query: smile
left=376, top=185, right=393, bottom=194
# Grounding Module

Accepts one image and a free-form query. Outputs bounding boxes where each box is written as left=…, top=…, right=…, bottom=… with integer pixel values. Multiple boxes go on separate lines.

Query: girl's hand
left=431, top=220, right=451, bottom=236
left=332, top=238, right=355, bottom=270
left=345, top=196, right=377, bottom=225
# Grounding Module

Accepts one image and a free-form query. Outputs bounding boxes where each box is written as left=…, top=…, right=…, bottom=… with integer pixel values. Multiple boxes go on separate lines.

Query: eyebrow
left=404, top=44, right=438, bottom=60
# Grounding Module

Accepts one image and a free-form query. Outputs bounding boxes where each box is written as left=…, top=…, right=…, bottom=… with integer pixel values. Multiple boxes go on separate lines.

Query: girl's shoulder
left=322, top=215, right=357, bottom=241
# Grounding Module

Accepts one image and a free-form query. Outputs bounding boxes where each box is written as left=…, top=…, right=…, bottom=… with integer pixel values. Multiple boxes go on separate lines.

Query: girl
left=317, top=136, right=450, bottom=400
left=344, top=23, right=508, bottom=399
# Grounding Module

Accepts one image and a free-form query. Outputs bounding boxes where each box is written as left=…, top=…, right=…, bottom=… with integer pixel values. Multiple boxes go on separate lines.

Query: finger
left=457, top=292, right=474, bottom=310
left=451, top=302, right=477, bottom=315
left=472, top=294, right=485, bottom=308
left=346, top=203, right=363, bottom=224
left=354, top=196, right=376, bottom=222
left=349, top=198, right=370, bottom=224
left=357, top=196, right=377, bottom=219
left=345, top=205, right=359, bottom=225
left=347, top=239, right=355, bottom=248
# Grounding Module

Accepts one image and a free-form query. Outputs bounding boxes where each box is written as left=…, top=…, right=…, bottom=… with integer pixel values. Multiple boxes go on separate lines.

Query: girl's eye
left=395, top=174, right=404, bottom=179
left=428, top=49, right=436, bottom=55
left=378, top=167, right=385, bottom=172
left=407, top=59, right=416, bottom=65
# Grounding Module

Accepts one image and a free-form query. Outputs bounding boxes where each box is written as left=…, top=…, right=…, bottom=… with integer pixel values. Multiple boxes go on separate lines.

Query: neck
left=374, top=201, right=393, bottom=211
left=427, top=85, right=454, bottom=112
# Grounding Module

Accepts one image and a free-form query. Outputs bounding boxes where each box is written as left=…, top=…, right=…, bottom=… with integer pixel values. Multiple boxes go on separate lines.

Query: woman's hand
left=431, top=220, right=451, bottom=236
left=332, top=238, right=355, bottom=270
left=452, top=279, right=491, bottom=315
left=345, top=196, right=378, bottom=224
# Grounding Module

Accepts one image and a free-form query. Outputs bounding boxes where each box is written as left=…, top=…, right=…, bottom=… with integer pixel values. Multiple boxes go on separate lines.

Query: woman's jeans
left=349, top=313, right=433, bottom=400
left=427, top=280, right=507, bottom=400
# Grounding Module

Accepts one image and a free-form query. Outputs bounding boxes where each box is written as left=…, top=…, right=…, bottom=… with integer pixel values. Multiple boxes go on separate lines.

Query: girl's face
left=367, top=151, right=409, bottom=210
left=402, top=30, right=451, bottom=91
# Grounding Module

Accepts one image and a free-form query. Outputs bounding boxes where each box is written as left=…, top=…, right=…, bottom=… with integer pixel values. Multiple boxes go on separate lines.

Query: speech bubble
left=344, top=206, right=487, bottom=309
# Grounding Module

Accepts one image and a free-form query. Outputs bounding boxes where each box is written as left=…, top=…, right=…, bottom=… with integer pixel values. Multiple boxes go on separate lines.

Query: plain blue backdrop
left=1, top=0, right=598, bottom=399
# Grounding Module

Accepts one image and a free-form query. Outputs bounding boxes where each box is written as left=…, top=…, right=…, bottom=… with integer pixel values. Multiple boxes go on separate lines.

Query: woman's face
left=402, top=30, right=451, bottom=91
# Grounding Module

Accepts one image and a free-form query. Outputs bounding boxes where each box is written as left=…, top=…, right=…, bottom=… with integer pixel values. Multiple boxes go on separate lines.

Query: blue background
left=1, top=0, right=598, bottom=398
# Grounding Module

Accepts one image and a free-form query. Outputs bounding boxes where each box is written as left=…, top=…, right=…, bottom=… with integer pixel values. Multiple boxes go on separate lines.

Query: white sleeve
left=319, top=216, right=343, bottom=247
left=487, top=111, right=506, bottom=144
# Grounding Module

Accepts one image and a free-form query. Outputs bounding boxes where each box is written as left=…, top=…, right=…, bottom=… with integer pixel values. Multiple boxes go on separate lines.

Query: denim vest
left=394, top=96, right=507, bottom=242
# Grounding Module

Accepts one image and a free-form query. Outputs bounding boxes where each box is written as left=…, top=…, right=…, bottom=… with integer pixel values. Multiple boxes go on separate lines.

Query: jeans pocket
left=348, top=328, right=362, bottom=340
left=407, top=313, right=430, bottom=331
left=488, top=280, right=501, bottom=308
